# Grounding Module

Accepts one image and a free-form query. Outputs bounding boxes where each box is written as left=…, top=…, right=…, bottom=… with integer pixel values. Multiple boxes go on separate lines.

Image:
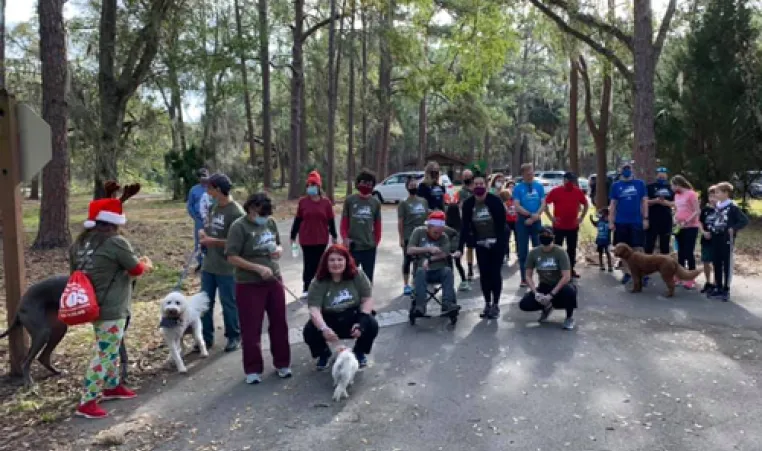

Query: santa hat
left=426, top=210, right=446, bottom=227
left=84, top=198, right=127, bottom=229
left=307, top=170, right=322, bottom=187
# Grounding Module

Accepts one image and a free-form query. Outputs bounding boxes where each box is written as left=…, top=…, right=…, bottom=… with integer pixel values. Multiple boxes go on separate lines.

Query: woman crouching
left=303, top=244, right=379, bottom=370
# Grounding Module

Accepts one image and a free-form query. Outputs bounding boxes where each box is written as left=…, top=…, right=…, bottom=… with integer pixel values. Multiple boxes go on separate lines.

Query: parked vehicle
left=577, top=177, right=589, bottom=194
left=372, top=171, right=456, bottom=204
left=537, top=170, right=566, bottom=190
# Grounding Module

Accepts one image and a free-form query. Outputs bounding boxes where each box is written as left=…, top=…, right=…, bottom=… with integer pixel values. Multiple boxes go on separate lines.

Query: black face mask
left=463, top=178, right=474, bottom=186
left=408, top=187, right=418, bottom=195
left=430, top=171, right=439, bottom=179
left=539, top=235, right=554, bottom=246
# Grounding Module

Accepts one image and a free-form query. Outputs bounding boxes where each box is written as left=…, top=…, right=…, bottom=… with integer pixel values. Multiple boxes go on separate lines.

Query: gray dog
left=0, top=275, right=131, bottom=387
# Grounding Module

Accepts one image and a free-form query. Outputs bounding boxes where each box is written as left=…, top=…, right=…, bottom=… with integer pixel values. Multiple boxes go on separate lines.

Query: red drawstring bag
left=58, top=270, right=100, bottom=325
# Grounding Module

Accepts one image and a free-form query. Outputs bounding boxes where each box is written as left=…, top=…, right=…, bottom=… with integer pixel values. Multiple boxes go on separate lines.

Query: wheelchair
left=407, top=256, right=459, bottom=326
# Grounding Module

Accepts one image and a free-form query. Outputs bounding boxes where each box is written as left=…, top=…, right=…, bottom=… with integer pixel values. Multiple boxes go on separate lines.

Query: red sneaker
left=75, top=400, right=108, bottom=419
left=102, top=385, right=137, bottom=401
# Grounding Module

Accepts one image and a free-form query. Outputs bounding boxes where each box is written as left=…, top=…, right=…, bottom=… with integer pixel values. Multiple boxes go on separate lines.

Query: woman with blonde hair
left=418, top=161, right=446, bottom=211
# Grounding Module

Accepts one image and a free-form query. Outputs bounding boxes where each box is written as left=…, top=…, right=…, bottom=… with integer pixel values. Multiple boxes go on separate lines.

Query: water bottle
left=291, top=243, right=300, bottom=258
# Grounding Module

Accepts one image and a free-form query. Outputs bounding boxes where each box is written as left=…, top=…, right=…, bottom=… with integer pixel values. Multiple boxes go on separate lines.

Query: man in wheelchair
left=406, top=211, right=461, bottom=319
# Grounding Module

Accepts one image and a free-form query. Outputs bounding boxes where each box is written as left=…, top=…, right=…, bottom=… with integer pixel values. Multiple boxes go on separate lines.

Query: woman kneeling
left=303, top=245, right=379, bottom=370
left=519, top=226, right=578, bottom=330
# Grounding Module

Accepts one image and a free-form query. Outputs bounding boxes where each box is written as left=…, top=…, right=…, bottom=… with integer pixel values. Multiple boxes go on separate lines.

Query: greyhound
left=1, top=275, right=133, bottom=387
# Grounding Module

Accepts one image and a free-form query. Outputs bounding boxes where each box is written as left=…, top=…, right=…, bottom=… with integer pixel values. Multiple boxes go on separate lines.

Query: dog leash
left=173, top=248, right=200, bottom=291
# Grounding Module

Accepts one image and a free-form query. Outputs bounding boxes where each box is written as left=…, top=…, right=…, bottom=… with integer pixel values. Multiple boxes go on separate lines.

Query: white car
left=537, top=170, right=566, bottom=190
left=372, top=171, right=456, bottom=204
left=578, top=177, right=589, bottom=194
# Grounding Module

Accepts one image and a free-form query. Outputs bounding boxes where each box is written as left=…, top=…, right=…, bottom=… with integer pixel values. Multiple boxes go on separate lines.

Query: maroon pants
left=235, top=280, right=291, bottom=374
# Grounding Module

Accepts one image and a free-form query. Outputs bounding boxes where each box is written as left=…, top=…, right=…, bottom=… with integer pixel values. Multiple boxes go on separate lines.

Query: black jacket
left=417, top=181, right=445, bottom=211
left=459, top=193, right=507, bottom=252
left=707, top=202, right=749, bottom=237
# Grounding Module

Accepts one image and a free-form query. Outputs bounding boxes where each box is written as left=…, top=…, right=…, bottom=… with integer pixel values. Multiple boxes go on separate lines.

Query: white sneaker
left=245, top=373, right=262, bottom=384
left=300, top=292, right=308, bottom=299
left=276, top=367, right=293, bottom=379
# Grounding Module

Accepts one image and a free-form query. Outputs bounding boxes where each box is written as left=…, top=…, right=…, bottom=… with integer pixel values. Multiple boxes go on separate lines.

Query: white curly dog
left=332, top=345, right=360, bottom=402
left=159, top=291, right=210, bottom=373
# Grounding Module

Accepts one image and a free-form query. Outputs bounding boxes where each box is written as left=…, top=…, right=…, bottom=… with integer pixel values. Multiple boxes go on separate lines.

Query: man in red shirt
left=544, top=172, right=589, bottom=278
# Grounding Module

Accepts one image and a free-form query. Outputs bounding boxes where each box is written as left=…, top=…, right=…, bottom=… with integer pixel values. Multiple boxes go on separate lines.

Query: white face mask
left=495, top=182, right=504, bottom=189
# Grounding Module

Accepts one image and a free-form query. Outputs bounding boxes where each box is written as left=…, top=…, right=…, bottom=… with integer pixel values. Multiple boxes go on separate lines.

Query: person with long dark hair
left=302, top=245, right=379, bottom=369
left=458, top=169, right=476, bottom=281
left=459, top=172, right=507, bottom=319
left=73, top=196, right=153, bottom=419
left=226, top=193, right=291, bottom=384
left=291, top=170, right=337, bottom=297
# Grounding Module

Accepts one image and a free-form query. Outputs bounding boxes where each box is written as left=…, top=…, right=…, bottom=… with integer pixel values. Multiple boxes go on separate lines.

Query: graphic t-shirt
left=699, top=206, right=716, bottom=245
left=512, top=180, right=546, bottom=215
left=342, top=194, right=382, bottom=251
left=307, top=271, right=372, bottom=313
left=69, top=235, right=140, bottom=321
left=225, top=216, right=281, bottom=284
left=545, top=186, right=588, bottom=230
left=472, top=200, right=496, bottom=240
left=674, top=189, right=700, bottom=228
left=646, top=182, right=675, bottom=232
left=203, top=201, right=245, bottom=275
left=397, top=197, right=429, bottom=241
left=610, top=179, right=647, bottom=225
left=526, top=245, right=571, bottom=287
left=408, top=226, right=450, bottom=271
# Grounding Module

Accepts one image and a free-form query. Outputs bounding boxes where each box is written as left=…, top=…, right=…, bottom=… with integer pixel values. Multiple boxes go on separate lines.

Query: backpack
left=58, top=240, right=116, bottom=326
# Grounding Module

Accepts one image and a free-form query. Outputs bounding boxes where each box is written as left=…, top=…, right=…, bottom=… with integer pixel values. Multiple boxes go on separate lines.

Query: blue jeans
left=516, top=219, right=542, bottom=281
left=413, top=267, right=457, bottom=314
left=200, top=271, right=239, bottom=345
left=193, top=218, right=205, bottom=266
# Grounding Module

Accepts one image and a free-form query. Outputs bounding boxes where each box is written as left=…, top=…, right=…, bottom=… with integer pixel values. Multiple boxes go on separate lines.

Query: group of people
left=69, top=159, right=749, bottom=419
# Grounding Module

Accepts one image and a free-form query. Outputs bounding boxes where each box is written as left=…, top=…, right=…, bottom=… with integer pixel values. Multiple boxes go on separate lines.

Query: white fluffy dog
left=159, top=291, right=210, bottom=373
left=332, top=346, right=359, bottom=402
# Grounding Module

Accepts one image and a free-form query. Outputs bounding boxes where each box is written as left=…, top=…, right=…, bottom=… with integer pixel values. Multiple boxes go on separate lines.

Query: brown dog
left=613, top=243, right=702, bottom=297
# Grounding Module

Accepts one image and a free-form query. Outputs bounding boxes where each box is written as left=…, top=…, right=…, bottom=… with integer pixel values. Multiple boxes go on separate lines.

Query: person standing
left=645, top=167, right=675, bottom=255
left=291, top=170, right=337, bottom=297
left=187, top=168, right=210, bottom=272
left=489, top=173, right=506, bottom=195
left=417, top=161, right=446, bottom=211
left=198, top=174, right=245, bottom=352
left=544, top=172, right=589, bottom=278
left=459, top=172, right=507, bottom=319
left=518, top=227, right=578, bottom=330
left=504, top=180, right=518, bottom=263
left=226, top=193, right=291, bottom=384
left=705, top=182, right=749, bottom=302
left=341, top=169, right=382, bottom=282
left=671, top=175, right=701, bottom=289
left=398, top=176, right=430, bottom=295
left=458, top=169, right=476, bottom=281
left=609, top=162, right=649, bottom=285
left=698, top=187, right=718, bottom=293
left=512, top=163, right=546, bottom=287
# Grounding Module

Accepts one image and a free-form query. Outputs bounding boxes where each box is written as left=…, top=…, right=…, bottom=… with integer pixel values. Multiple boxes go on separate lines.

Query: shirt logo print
left=329, top=289, right=354, bottom=306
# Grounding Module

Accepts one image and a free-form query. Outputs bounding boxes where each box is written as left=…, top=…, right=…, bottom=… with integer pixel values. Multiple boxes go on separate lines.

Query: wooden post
left=0, top=89, right=28, bottom=376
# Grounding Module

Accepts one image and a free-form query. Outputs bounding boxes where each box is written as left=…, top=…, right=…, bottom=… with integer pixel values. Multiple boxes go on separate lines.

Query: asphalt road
left=67, top=208, right=762, bottom=451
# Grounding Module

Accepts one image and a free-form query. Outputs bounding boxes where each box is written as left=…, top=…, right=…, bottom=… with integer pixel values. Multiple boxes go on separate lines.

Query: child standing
left=706, top=182, right=749, bottom=302
left=500, top=188, right=518, bottom=263
left=698, top=186, right=718, bottom=293
left=590, top=208, right=613, bottom=272
left=445, top=204, right=469, bottom=291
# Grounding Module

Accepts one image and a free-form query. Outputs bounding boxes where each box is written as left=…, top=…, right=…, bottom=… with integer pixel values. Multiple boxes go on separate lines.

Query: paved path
left=67, top=209, right=762, bottom=451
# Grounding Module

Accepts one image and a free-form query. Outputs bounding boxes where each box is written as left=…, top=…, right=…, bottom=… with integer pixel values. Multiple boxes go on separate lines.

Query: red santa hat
left=426, top=210, right=446, bottom=227
left=84, top=198, right=127, bottom=229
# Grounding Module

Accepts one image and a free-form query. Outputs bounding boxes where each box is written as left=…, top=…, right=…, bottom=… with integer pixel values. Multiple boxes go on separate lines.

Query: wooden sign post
left=0, top=90, right=28, bottom=376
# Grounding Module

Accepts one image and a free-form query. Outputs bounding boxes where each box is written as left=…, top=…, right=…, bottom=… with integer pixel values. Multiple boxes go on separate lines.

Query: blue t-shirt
left=512, top=180, right=545, bottom=215
left=609, top=179, right=647, bottom=224
left=596, top=220, right=610, bottom=245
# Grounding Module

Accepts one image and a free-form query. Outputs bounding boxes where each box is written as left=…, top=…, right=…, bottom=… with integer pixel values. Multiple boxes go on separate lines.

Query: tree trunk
left=360, top=6, right=369, bottom=170
left=632, top=0, right=657, bottom=182
left=0, top=0, right=5, bottom=88
left=511, top=33, right=532, bottom=174
left=234, top=0, right=257, bottom=174
left=325, top=0, right=338, bottom=201
left=258, top=0, right=272, bottom=189
left=288, top=0, right=305, bottom=199
left=568, top=57, right=579, bottom=174
left=29, top=176, right=39, bottom=200
left=376, top=0, right=394, bottom=180
left=347, top=9, right=356, bottom=197
left=483, top=130, right=491, bottom=169
left=34, top=0, right=70, bottom=249
left=418, top=95, right=427, bottom=167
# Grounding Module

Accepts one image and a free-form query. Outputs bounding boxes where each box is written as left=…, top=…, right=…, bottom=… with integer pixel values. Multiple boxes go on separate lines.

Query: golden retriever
left=613, top=243, right=702, bottom=297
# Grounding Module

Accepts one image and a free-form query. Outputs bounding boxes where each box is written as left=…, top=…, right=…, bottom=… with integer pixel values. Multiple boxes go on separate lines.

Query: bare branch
left=528, top=0, right=633, bottom=84
left=653, top=0, right=678, bottom=63
left=302, top=13, right=347, bottom=42
left=544, top=0, right=633, bottom=50
left=577, top=55, right=599, bottom=137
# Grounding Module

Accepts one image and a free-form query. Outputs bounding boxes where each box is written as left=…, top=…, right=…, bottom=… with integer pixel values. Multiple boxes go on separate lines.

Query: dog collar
left=159, top=317, right=181, bottom=328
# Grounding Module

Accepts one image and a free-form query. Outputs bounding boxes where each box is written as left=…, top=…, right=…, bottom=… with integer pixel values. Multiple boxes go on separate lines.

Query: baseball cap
left=656, top=167, right=668, bottom=174
left=207, top=173, right=232, bottom=195
left=563, top=171, right=577, bottom=181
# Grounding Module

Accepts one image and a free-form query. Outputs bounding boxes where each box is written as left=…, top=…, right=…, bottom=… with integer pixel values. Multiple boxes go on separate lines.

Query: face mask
left=657, top=178, right=667, bottom=185
left=357, top=185, right=372, bottom=195
left=430, top=171, right=439, bottom=179
left=407, top=187, right=418, bottom=196
left=621, top=169, right=632, bottom=178
left=473, top=187, right=487, bottom=196
left=254, top=216, right=268, bottom=226
left=464, top=178, right=474, bottom=186
left=539, top=235, right=554, bottom=246
left=495, top=182, right=504, bottom=189
left=306, top=186, right=319, bottom=196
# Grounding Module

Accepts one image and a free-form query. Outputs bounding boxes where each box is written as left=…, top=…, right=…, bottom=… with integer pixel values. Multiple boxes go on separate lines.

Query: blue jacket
left=187, top=184, right=207, bottom=222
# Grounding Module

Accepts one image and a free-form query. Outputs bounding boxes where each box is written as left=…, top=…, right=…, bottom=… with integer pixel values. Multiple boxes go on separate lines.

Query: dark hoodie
left=458, top=193, right=507, bottom=252
left=707, top=200, right=749, bottom=237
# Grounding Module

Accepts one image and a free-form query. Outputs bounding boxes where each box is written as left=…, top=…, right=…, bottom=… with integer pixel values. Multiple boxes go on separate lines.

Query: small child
left=706, top=182, right=749, bottom=302
left=499, top=189, right=518, bottom=263
left=698, top=186, right=717, bottom=293
left=590, top=208, right=613, bottom=272
left=445, top=204, right=469, bottom=291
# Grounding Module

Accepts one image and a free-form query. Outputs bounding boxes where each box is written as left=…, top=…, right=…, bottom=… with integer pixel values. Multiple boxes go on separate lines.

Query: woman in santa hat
left=71, top=185, right=154, bottom=419
left=290, top=170, right=338, bottom=298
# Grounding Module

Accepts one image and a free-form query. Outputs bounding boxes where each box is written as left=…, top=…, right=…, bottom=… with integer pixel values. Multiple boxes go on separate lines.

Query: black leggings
left=402, top=240, right=413, bottom=276
left=553, top=228, right=579, bottom=269
left=711, top=234, right=733, bottom=291
left=675, top=227, right=698, bottom=270
left=519, top=283, right=578, bottom=318
left=475, top=245, right=504, bottom=305
left=452, top=256, right=466, bottom=282
left=645, top=229, right=671, bottom=255
left=301, top=244, right=327, bottom=292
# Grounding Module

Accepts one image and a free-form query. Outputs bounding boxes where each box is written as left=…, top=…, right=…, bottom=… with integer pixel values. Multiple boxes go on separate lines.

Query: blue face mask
left=621, top=169, right=632, bottom=178
left=657, top=178, right=667, bottom=185
left=306, top=186, right=319, bottom=196
left=254, top=216, right=268, bottom=226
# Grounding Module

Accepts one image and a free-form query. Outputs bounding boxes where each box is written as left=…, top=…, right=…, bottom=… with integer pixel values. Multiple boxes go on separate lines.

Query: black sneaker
left=316, top=350, right=332, bottom=371
left=538, top=304, right=553, bottom=323
left=224, top=337, right=241, bottom=352
left=487, top=304, right=500, bottom=320
left=608, top=266, right=614, bottom=273
left=479, top=305, right=490, bottom=318
left=599, top=266, right=605, bottom=272
left=440, top=304, right=461, bottom=317
left=572, top=270, right=580, bottom=279
left=700, top=283, right=715, bottom=294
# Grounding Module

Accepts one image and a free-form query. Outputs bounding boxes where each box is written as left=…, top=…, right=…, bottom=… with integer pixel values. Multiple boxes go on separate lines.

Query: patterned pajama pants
left=81, top=319, right=126, bottom=404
